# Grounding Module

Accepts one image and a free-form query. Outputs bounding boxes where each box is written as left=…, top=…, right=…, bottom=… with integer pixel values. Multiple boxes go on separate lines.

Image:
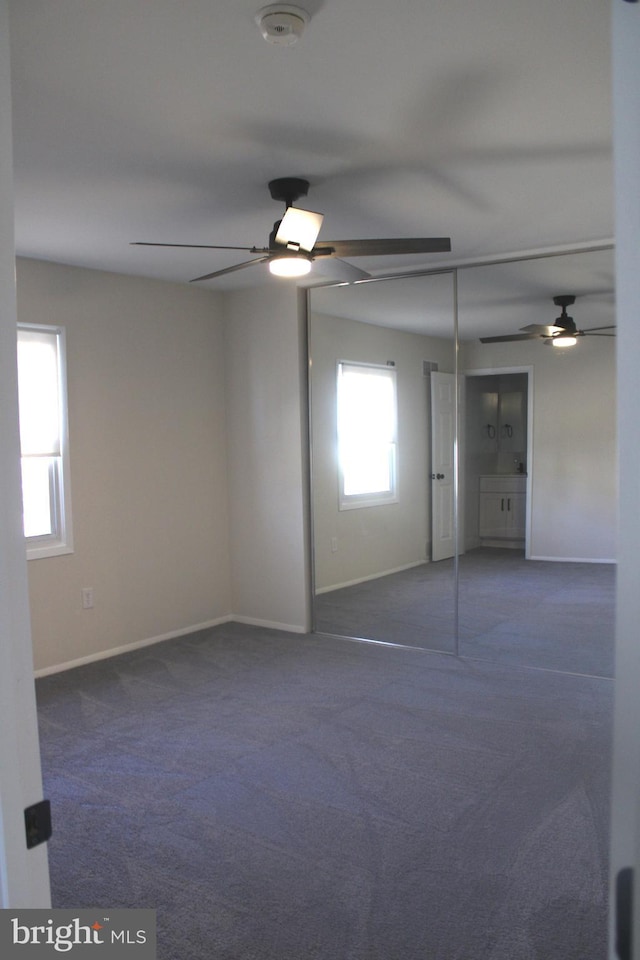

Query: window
left=17, top=324, right=73, bottom=559
left=337, top=361, right=398, bottom=510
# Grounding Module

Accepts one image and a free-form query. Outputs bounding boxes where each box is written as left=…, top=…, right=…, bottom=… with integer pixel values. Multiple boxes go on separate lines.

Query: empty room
left=2, top=3, right=640, bottom=960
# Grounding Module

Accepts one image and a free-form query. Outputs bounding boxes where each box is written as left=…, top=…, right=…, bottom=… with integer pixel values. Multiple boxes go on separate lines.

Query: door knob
left=431, top=473, right=445, bottom=480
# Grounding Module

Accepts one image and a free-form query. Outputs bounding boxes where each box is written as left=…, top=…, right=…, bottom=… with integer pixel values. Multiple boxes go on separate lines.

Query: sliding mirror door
left=456, top=248, right=616, bottom=676
left=308, top=271, right=457, bottom=653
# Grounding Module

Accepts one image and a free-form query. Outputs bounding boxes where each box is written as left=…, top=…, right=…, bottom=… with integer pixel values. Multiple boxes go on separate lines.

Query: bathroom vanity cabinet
left=479, top=475, right=527, bottom=543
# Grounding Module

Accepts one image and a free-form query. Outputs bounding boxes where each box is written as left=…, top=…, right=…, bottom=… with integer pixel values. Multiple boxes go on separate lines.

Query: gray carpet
left=314, top=548, right=615, bottom=677
left=36, top=623, right=612, bottom=960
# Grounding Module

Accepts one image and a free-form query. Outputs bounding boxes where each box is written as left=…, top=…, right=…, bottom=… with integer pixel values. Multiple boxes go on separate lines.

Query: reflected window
left=337, top=361, right=397, bottom=509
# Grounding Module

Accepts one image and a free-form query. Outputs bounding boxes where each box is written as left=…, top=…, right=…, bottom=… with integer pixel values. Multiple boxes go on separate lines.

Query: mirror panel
left=308, top=272, right=457, bottom=653
left=457, top=249, right=616, bottom=677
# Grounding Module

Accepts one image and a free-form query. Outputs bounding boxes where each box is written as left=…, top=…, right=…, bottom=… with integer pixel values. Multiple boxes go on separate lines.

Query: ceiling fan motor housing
left=553, top=294, right=577, bottom=331
left=255, top=5, right=310, bottom=45
left=268, top=177, right=309, bottom=207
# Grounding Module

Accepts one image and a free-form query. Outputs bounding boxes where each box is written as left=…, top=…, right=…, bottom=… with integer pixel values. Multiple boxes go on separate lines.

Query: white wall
left=18, top=259, right=232, bottom=674
left=462, top=335, right=616, bottom=562
left=224, top=283, right=310, bottom=632
left=309, top=311, right=454, bottom=591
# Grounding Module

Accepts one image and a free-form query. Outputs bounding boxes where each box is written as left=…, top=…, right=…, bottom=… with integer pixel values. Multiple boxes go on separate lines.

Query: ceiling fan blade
left=583, top=331, right=616, bottom=337
left=274, top=208, right=324, bottom=253
left=132, top=241, right=266, bottom=252
left=313, top=237, right=451, bottom=258
left=520, top=323, right=563, bottom=336
left=190, top=257, right=271, bottom=283
left=479, top=333, right=539, bottom=344
left=582, top=325, right=616, bottom=333
left=298, top=258, right=372, bottom=287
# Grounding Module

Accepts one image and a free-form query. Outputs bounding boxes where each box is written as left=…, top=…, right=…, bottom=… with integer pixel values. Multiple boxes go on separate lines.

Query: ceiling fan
left=480, top=294, right=615, bottom=348
left=132, top=177, right=451, bottom=284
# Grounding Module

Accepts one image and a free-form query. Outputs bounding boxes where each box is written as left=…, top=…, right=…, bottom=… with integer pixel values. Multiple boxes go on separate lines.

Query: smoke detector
left=255, top=4, right=310, bottom=46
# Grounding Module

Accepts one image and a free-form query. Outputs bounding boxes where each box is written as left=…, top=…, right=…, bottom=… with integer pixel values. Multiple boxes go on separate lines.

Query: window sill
left=26, top=541, right=74, bottom=561
left=339, top=495, right=398, bottom=511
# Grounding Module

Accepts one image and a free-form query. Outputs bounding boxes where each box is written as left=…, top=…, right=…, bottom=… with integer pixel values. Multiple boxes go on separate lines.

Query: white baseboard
left=528, top=555, right=616, bottom=564
left=480, top=538, right=525, bottom=550
left=34, top=615, right=234, bottom=678
left=231, top=615, right=308, bottom=634
left=316, top=559, right=426, bottom=595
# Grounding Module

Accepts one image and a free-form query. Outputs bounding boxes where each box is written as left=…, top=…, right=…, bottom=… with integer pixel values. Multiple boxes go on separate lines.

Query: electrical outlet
left=81, top=587, right=94, bottom=610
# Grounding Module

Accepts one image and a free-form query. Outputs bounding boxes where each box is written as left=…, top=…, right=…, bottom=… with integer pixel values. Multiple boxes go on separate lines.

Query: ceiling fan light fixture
left=134, top=177, right=451, bottom=283
left=274, top=207, right=324, bottom=252
left=269, top=254, right=312, bottom=277
left=550, top=335, right=578, bottom=348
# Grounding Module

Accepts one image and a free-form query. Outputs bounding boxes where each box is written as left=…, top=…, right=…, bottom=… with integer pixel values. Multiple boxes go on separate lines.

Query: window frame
left=17, top=322, right=74, bottom=560
left=336, top=359, right=398, bottom=511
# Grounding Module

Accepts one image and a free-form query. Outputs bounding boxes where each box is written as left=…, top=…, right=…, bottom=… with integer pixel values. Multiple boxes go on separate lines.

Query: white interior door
left=0, top=0, right=51, bottom=906
left=430, top=371, right=455, bottom=562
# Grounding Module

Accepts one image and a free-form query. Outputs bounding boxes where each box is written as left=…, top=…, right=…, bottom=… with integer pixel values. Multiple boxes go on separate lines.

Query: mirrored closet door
left=307, top=271, right=458, bottom=654
left=307, top=247, right=616, bottom=677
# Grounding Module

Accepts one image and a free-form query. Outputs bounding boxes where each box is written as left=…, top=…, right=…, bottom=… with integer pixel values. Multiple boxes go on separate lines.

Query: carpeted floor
left=37, top=623, right=613, bottom=959
left=314, top=548, right=615, bottom=677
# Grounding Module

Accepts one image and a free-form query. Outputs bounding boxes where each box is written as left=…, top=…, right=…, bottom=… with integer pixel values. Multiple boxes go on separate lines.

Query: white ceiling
left=8, top=0, right=613, bottom=325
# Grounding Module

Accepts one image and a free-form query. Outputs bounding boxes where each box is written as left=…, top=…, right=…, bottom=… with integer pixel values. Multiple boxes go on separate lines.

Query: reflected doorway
left=462, top=368, right=531, bottom=557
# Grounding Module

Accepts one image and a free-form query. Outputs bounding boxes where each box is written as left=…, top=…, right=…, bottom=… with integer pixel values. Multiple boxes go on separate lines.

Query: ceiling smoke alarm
left=255, top=4, right=311, bottom=46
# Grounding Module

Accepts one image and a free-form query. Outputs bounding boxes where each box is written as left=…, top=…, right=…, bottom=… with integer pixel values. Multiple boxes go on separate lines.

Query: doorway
left=462, top=368, right=532, bottom=558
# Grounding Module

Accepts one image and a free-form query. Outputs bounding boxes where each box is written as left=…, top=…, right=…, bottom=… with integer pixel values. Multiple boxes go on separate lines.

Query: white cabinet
left=479, top=475, right=526, bottom=541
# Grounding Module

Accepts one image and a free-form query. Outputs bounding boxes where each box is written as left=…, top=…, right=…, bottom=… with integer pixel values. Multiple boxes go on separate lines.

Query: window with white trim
left=337, top=360, right=398, bottom=510
left=17, top=324, right=73, bottom=559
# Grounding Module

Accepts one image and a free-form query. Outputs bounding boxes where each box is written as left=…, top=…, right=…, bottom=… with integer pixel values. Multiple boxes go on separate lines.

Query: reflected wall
left=457, top=252, right=616, bottom=563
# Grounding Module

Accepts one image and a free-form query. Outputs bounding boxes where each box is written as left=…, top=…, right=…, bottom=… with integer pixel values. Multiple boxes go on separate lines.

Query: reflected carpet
left=314, top=548, right=615, bottom=677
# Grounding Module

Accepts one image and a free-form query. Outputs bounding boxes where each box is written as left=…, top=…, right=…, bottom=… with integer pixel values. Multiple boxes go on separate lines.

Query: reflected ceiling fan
left=480, top=294, right=615, bottom=348
left=132, top=177, right=451, bottom=284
